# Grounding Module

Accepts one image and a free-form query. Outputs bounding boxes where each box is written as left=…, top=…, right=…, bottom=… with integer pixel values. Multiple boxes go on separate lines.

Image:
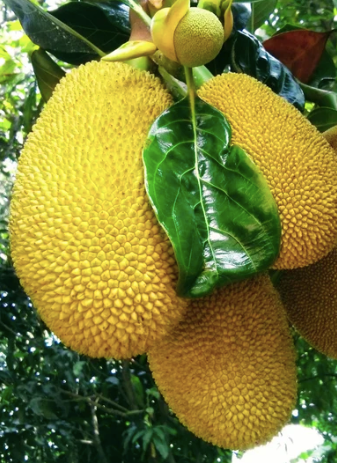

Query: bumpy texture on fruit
left=9, top=61, right=189, bottom=359
left=148, top=275, right=297, bottom=450
left=278, top=247, right=337, bottom=359
left=173, top=8, right=224, bottom=67
left=198, top=73, right=337, bottom=270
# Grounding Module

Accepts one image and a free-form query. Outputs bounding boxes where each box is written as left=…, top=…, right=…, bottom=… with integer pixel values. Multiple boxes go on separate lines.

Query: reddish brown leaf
left=263, top=30, right=333, bottom=83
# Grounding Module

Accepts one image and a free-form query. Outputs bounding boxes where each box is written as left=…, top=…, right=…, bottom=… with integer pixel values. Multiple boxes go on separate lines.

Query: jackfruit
left=148, top=274, right=297, bottom=450
left=151, top=6, right=224, bottom=67
left=198, top=73, right=337, bottom=270
left=173, top=8, right=224, bottom=67
left=9, top=60, right=189, bottom=359
left=277, top=247, right=337, bottom=359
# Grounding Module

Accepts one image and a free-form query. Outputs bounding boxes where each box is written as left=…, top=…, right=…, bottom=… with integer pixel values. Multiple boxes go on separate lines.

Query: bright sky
left=231, top=425, right=324, bottom=463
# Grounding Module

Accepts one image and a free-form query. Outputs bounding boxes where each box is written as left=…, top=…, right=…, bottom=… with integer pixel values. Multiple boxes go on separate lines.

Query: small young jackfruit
left=148, top=275, right=297, bottom=450
left=151, top=6, right=224, bottom=67
left=173, top=8, right=224, bottom=67
left=277, top=247, right=337, bottom=359
left=9, top=61, right=189, bottom=359
left=198, top=73, right=337, bottom=270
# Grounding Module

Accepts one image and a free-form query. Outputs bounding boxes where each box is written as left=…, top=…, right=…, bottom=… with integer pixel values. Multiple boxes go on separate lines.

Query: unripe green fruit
left=173, top=8, right=224, bottom=67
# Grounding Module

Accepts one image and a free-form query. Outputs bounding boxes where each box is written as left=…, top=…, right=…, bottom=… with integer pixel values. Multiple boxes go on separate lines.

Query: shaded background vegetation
left=1, top=0, right=337, bottom=461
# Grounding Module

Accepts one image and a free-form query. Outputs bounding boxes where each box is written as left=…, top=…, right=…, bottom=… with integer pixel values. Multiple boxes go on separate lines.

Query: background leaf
left=3, top=0, right=104, bottom=63
left=144, top=97, right=281, bottom=298
left=49, top=1, right=130, bottom=64
left=232, top=2, right=251, bottom=32
left=263, top=29, right=333, bottom=83
left=309, top=49, right=336, bottom=88
left=229, top=30, right=305, bottom=110
left=30, top=48, right=65, bottom=102
left=307, top=107, right=337, bottom=131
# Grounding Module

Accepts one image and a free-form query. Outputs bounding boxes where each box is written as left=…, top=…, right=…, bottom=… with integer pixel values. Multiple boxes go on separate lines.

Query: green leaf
left=73, top=360, right=86, bottom=377
left=309, top=51, right=336, bottom=88
left=30, top=49, right=65, bottom=102
left=152, top=435, right=169, bottom=459
left=307, top=107, right=337, bottom=132
left=232, top=3, right=251, bottom=32
left=252, top=0, right=277, bottom=30
left=131, top=374, right=145, bottom=408
left=22, top=85, right=36, bottom=133
left=48, top=2, right=130, bottom=65
left=143, top=97, right=281, bottom=298
left=142, top=429, right=153, bottom=452
left=230, top=30, right=305, bottom=110
left=300, top=82, right=337, bottom=110
left=3, top=0, right=104, bottom=62
left=0, top=59, right=16, bottom=84
left=28, top=397, right=58, bottom=419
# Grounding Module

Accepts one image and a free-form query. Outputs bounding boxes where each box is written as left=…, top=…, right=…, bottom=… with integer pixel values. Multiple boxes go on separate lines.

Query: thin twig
left=90, top=401, right=109, bottom=463
left=95, top=393, right=129, bottom=412
left=59, top=389, right=144, bottom=417
left=299, top=373, right=337, bottom=383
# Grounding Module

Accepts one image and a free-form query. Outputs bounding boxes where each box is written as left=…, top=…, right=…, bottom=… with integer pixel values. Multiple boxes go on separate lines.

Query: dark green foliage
left=0, top=276, right=233, bottom=462
left=207, top=30, right=305, bottom=110
left=48, top=1, right=130, bottom=64
left=30, top=49, right=66, bottom=102
left=2, top=0, right=130, bottom=65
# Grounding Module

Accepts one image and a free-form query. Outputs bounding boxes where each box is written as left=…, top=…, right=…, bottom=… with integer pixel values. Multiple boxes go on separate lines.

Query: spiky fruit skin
left=9, top=61, right=189, bottom=359
left=278, top=247, right=337, bottom=359
left=198, top=73, right=337, bottom=270
left=173, top=8, right=224, bottom=67
left=148, top=275, right=297, bottom=450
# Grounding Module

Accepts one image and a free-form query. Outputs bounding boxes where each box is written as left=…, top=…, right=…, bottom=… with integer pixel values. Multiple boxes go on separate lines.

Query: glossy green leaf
left=307, top=107, right=337, bottom=132
left=49, top=2, right=130, bottom=65
left=232, top=3, right=251, bottom=32
left=300, top=82, right=337, bottom=110
left=143, top=97, right=281, bottom=298
left=230, top=30, right=305, bottom=110
left=30, top=48, right=65, bottom=102
left=309, top=50, right=336, bottom=88
left=3, top=0, right=104, bottom=63
left=206, top=30, right=305, bottom=110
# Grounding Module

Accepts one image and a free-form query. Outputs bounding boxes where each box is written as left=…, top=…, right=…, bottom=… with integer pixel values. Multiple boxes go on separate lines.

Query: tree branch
left=90, top=401, right=109, bottom=463
left=59, top=389, right=144, bottom=417
left=299, top=373, right=337, bottom=383
left=122, top=360, right=139, bottom=410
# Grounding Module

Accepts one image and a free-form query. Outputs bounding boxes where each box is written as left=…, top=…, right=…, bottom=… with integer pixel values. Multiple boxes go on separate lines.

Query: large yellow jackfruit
left=9, top=61, right=189, bottom=359
left=277, top=242, right=337, bottom=359
left=148, top=274, right=297, bottom=450
left=198, top=73, right=337, bottom=270
left=275, top=125, right=337, bottom=359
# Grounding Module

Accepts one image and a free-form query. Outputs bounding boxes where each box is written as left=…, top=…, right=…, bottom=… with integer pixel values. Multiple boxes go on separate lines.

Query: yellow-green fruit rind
left=148, top=275, right=297, bottom=450
left=277, top=247, right=337, bottom=359
left=173, top=8, right=224, bottom=67
left=10, top=61, right=188, bottom=359
left=198, top=73, right=337, bottom=270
